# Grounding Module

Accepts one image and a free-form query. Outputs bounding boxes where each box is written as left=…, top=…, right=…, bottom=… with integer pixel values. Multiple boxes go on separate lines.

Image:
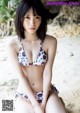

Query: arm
left=7, top=40, right=39, bottom=106
left=42, top=37, right=57, bottom=108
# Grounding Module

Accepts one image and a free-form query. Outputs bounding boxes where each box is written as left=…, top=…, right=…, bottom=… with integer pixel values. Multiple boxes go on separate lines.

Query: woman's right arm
left=7, top=40, right=39, bottom=107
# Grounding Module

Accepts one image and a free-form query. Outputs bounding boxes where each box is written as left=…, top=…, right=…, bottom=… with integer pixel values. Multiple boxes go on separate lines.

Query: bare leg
left=15, top=96, right=34, bottom=113
left=46, top=92, right=67, bottom=113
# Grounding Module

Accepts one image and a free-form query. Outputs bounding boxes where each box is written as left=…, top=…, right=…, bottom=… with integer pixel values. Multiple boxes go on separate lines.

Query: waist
left=17, top=81, right=43, bottom=93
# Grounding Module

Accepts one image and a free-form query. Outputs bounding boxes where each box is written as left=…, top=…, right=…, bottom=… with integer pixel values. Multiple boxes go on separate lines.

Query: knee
left=45, top=94, right=67, bottom=113
left=46, top=104, right=67, bottom=113
left=15, top=97, right=34, bottom=113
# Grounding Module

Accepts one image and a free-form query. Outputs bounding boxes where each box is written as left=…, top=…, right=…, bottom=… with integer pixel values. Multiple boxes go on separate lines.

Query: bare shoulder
left=44, top=35, right=57, bottom=49
left=7, top=38, right=19, bottom=49
left=7, top=38, right=19, bottom=52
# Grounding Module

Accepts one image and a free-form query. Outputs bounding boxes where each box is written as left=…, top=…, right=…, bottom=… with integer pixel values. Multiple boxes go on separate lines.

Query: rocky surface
left=47, top=6, right=80, bottom=38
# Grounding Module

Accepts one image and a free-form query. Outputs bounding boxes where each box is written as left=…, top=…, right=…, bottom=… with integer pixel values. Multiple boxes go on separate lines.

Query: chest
left=18, top=41, right=48, bottom=66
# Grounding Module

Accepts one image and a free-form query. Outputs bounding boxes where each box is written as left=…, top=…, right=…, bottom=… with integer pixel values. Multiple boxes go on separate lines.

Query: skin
left=8, top=8, right=67, bottom=113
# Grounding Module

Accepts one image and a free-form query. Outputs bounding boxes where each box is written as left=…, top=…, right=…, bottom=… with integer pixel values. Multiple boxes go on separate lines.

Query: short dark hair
left=15, top=0, right=58, bottom=42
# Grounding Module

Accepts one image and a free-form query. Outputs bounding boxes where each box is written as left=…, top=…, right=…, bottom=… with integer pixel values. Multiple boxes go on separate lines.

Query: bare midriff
left=17, top=65, right=45, bottom=93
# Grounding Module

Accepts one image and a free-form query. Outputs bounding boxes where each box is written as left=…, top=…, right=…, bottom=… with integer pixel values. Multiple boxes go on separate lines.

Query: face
left=23, top=8, right=41, bottom=34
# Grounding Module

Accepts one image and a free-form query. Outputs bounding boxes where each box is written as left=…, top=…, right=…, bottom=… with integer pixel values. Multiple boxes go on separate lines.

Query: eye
left=35, top=16, right=41, bottom=19
left=24, top=16, right=30, bottom=19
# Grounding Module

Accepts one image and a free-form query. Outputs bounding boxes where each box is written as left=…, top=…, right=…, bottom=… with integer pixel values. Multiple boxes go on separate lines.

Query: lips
left=30, top=28, right=35, bottom=30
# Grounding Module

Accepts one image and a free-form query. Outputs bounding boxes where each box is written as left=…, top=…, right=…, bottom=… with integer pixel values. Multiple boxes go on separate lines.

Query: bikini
left=15, top=40, right=59, bottom=104
left=17, top=41, right=48, bottom=66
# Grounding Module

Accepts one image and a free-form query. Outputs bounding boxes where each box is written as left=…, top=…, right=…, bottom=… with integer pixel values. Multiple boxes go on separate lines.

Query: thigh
left=46, top=92, right=67, bottom=113
left=15, top=96, right=34, bottom=113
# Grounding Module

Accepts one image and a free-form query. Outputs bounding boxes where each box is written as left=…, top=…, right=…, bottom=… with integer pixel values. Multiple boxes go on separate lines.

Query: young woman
left=8, top=0, right=67, bottom=113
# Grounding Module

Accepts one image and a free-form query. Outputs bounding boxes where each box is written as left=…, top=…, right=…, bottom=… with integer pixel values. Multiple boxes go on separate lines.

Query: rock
left=47, top=6, right=80, bottom=38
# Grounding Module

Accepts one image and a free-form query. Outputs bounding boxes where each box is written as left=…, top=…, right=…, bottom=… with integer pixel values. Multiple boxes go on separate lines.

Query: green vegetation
left=0, top=0, right=20, bottom=36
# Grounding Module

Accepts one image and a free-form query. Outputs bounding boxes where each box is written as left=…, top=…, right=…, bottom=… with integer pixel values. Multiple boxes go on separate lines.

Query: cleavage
left=22, top=41, right=41, bottom=63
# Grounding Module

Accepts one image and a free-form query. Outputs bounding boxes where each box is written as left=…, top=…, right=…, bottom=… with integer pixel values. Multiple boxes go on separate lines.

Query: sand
left=0, top=35, right=80, bottom=113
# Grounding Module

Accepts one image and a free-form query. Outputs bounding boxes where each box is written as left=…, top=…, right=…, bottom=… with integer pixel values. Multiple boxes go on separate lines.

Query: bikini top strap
left=18, top=40, right=23, bottom=50
left=40, top=40, right=43, bottom=48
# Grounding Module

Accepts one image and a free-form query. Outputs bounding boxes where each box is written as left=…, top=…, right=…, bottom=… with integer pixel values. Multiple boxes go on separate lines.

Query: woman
left=8, top=0, right=67, bottom=113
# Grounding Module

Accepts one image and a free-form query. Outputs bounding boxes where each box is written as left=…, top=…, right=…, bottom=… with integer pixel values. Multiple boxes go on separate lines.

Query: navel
left=32, top=83, right=35, bottom=86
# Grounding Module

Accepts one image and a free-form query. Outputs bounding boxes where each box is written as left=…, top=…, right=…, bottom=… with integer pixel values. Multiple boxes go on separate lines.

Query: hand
left=33, top=104, right=44, bottom=113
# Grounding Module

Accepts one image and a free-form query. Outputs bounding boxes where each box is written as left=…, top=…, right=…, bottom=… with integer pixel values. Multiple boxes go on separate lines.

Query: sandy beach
left=0, top=35, right=80, bottom=113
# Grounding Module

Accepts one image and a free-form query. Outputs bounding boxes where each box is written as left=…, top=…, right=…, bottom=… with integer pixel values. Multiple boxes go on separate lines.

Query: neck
left=24, top=32, right=39, bottom=42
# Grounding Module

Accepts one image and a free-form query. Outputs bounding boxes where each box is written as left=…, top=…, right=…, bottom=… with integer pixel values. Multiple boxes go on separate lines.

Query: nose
left=30, top=18, right=35, bottom=27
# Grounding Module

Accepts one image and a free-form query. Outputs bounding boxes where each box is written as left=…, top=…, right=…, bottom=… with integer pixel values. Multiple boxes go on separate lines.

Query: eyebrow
left=24, top=13, right=40, bottom=17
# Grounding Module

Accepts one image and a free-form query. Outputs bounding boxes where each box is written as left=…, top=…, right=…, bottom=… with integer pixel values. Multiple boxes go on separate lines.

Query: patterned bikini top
left=17, top=41, right=48, bottom=66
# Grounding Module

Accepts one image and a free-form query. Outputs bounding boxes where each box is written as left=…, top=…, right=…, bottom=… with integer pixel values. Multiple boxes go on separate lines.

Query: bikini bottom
left=14, top=85, right=59, bottom=111
left=15, top=85, right=59, bottom=104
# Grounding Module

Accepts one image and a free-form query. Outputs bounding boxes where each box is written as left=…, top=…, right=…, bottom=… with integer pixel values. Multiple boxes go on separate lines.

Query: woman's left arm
left=42, top=37, right=57, bottom=108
